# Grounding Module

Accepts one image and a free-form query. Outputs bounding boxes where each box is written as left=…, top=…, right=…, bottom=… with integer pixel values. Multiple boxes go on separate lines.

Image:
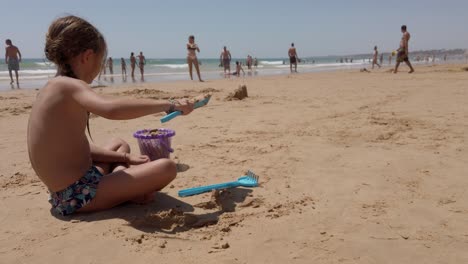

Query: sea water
left=1, top=55, right=465, bottom=90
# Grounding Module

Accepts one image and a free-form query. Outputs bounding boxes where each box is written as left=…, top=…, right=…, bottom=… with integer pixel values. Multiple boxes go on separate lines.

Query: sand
left=0, top=64, right=467, bottom=263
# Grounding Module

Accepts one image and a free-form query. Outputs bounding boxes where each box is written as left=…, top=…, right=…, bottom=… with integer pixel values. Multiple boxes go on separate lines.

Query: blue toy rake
left=178, top=170, right=259, bottom=197
left=160, top=95, right=211, bottom=123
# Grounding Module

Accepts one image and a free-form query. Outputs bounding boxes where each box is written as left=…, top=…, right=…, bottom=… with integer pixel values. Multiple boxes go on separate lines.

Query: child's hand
left=127, top=154, right=150, bottom=165
left=174, top=98, right=194, bottom=115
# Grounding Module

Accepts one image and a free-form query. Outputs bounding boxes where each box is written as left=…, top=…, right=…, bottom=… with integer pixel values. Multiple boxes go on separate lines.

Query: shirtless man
left=130, top=52, right=136, bottom=78
left=288, top=43, right=299, bottom=73
left=394, top=25, right=415, bottom=74
left=137, top=52, right=146, bottom=79
left=372, top=46, right=381, bottom=69
left=5, top=39, right=22, bottom=87
left=220, top=46, right=231, bottom=76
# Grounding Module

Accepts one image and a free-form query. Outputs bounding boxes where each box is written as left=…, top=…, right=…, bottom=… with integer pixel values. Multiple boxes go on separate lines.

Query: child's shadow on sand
left=51, top=188, right=252, bottom=234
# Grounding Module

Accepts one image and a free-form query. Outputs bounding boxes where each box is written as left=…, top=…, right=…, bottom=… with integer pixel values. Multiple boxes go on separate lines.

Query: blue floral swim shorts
left=49, top=166, right=103, bottom=216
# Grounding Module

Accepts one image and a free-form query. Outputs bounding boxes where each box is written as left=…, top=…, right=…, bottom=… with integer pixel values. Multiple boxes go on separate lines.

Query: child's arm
left=90, top=144, right=127, bottom=163
left=67, top=79, right=194, bottom=120
left=90, top=144, right=149, bottom=165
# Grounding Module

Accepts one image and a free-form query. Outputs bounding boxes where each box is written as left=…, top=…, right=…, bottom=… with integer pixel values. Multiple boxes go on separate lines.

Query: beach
left=0, top=64, right=467, bottom=263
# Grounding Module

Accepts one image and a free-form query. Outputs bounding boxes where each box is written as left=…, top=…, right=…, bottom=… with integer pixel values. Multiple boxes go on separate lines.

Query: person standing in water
left=121, top=58, right=127, bottom=76
left=137, top=51, right=146, bottom=79
left=288, top=43, right=299, bottom=73
left=220, top=46, right=231, bottom=76
left=394, top=25, right=415, bottom=74
left=372, top=46, right=381, bottom=69
left=130, top=52, right=136, bottom=78
left=5, top=39, right=22, bottom=88
left=186, top=35, right=203, bottom=82
left=107, top=57, right=113, bottom=74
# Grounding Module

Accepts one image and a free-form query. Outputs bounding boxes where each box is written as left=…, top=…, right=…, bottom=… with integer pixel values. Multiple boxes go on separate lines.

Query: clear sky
left=1, top=0, right=467, bottom=58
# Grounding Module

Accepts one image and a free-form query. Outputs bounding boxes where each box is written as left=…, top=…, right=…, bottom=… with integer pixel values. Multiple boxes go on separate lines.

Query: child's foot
left=408, top=70, right=414, bottom=74
left=131, top=192, right=155, bottom=204
left=199, top=79, right=204, bottom=82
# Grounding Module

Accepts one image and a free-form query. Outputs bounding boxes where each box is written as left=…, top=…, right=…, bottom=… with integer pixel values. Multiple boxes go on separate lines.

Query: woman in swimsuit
left=186, top=35, right=203, bottom=82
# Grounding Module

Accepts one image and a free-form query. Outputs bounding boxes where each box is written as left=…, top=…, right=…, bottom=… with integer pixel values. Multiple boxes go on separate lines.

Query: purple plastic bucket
left=133, top=128, right=176, bottom=161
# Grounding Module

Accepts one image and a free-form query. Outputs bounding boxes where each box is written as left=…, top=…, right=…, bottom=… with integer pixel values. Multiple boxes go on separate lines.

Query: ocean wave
left=0, top=75, right=51, bottom=80
left=35, top=62, right=54, bottom=67
left=259, top=60, right=284, bottom=65
left=153, top=64, right=188, bottom=69
left=0, top=69, right=56, bottom=75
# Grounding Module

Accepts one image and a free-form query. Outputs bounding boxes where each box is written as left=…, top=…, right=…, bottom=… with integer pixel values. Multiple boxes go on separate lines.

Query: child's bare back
left=28, top=77, right=94, bottom=192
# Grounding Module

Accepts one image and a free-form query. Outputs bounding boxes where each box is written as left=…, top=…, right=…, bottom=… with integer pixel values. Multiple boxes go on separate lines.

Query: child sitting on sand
left=27, top=15, right=205, bottom=216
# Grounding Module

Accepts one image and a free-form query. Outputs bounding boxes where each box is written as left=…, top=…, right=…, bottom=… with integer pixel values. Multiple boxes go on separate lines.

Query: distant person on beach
left=29, top=15, right=208, bottom=216
left=288, top=43, right=299, bottom=73
left=107, top=57, right=113, bottom=74
left=246, top=55, right=252, bottom=70
left=186, top=35, right=203, bottom=82
left=253, top=57, right=258, bottom=68
left=389, top=55, right=392, bottom=65
left=220, top=46, right=231, bottom=75
left=121, top=58, right=127, bottom=76
left=5, top=39, right=22, bottom=87
left=230, top=61, right=245, bottom=76
left=380, top=53, right=383, bottom=65
left=130, top=52, right=136, bottom=78
left=394, top=25, right=415, bottom=74
left=137, top=51, right=146, bottom=79
left=372, top=46, right=381, bottom=69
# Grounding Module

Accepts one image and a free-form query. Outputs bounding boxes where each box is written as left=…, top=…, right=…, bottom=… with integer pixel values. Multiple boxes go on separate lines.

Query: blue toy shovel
left=160, top=95, right=211, bottom=123
left=178, top=170, right=259, bottom=197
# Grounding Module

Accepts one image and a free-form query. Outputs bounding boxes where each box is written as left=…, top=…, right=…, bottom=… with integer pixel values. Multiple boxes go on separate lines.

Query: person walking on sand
left=121, top=58, right=127, bottom=76
left=372, top=46, right=381, bottom=69
left=220, top=46, right=231, bottom=76
left=288, top=43, right=299, bottom=73
left=394, top=25, right=415, bottom=74
left=5, top=39, right=22, bottom=87
left=186, top=35, right=203, bottom=82
left=137, top=51, right=146, bottom=79
left=130, top=52, right=136, bottom=78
